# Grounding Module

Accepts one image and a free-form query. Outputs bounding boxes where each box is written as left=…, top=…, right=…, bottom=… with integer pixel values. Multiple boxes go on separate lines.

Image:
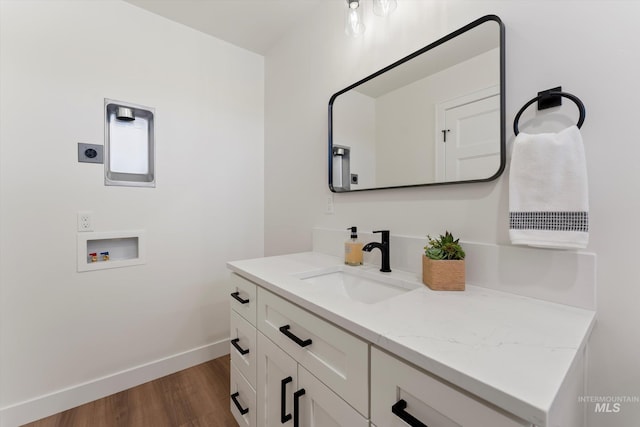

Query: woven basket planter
left=422, top=255, right=465, bottom=291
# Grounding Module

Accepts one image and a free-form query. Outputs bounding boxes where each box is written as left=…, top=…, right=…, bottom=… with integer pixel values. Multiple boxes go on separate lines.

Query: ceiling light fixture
left=345, top=0, right=366, bottom=37
left=345, top=0, right=398, bottom=37
left=372, top=0, right=397, bottom=17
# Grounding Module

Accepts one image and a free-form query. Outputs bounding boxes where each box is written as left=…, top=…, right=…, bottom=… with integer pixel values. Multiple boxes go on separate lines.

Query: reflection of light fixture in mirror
left=372, top=0, right=397, bottom=17
left=345, top=0, right=365, bottom=37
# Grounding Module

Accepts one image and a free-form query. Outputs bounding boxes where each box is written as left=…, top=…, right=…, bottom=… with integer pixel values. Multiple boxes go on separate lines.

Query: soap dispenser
left=345, top=226, right=363, bottom=266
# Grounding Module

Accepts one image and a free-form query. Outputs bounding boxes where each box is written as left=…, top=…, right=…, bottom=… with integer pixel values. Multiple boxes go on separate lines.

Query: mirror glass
left=329, top=15, right=505, bottom=192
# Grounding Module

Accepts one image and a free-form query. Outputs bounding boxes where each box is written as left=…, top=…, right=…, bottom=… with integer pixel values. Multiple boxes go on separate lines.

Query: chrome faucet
left=363, top=230, right=391, bottom=272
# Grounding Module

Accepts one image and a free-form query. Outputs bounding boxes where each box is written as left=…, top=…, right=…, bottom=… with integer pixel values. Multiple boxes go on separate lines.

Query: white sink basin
left=296, top=267, right=418, bottom=304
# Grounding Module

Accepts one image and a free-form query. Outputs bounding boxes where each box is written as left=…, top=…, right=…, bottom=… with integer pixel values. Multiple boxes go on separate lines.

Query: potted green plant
left=422, top=231, right=466, bottom=291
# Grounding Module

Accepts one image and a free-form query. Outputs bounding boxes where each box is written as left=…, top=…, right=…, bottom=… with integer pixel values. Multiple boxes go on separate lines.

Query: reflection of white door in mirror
left=435, top=86, right=500, bottom=182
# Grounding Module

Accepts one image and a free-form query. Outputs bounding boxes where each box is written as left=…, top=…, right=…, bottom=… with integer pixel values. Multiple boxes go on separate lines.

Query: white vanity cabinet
left=256, top=331, right=368, bottom=427
left=227, top=254, right=593, bottom=427
left=371, top=348, right=531, bottom=427
left=256, top=287, right=369, bottom=416
left=230, top=274, right=531, bottom=427
left=232, top=274, right=369, bottom=427
left=229, top=274, right=258, bottom=427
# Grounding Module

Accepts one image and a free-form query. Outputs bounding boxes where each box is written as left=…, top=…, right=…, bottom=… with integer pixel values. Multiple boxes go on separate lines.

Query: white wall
left=0, top=0, right=264, bottom=423
left=264, top=1, right=640, bottom=425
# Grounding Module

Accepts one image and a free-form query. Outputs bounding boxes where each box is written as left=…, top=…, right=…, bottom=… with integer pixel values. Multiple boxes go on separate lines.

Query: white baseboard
left=0, top=339, right=230, bottom=427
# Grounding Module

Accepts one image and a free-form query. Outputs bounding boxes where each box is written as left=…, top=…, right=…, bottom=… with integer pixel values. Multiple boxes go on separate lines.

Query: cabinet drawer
left=371, top=347, right=530, bottom=427
left=230, top=273, right=257, bottom=325
left=230, top=360, right=257, bottom=427
left=230, top=309, right=257, bottom=388
left=257, top=288, right=368, bottom=417
left=297, top=365, right=368, bottom=427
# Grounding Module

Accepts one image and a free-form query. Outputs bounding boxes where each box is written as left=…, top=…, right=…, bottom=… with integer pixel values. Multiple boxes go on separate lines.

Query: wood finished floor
left=24, top=355, right=238, bottom=427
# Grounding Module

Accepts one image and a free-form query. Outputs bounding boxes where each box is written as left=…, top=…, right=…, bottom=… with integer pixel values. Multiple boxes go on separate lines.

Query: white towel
left=509, top=125, right=589, bottom=249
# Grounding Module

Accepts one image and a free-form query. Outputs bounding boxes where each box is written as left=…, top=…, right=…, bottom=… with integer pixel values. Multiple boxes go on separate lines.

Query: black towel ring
left=513, top=91, right=586, bottom=135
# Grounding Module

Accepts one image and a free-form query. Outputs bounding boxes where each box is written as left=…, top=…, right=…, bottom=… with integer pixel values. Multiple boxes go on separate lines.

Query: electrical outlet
left=77, top=211, right=93, bottom=232
left=325, top=195, right=335, bottom=214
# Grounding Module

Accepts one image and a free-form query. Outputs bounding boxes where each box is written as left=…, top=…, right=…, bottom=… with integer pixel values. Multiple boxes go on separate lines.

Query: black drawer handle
left=279, top=325, right=312, bottom=348
left=231, top=391, right=249, bottom=415
left=293, top=388, right=306, bottom=427
left=281, top=376, right=293, bottom=423
left=230, top=338, right=250, bottom=356
left=231, top=291, right=250, bottom=304
left=392, top=399, right=428, bottom=427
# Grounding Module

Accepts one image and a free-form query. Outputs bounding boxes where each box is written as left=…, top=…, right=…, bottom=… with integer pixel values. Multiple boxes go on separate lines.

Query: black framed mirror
left=328, top=15, right=505, bottom=192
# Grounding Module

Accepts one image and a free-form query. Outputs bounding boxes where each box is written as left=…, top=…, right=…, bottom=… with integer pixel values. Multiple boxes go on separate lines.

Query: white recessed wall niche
left=77, top=230, right=146, bottom=272
left=104, top=99, right=155, bottom=188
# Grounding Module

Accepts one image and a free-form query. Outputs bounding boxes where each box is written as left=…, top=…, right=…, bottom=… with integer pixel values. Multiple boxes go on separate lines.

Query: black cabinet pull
left=392, top=399, right=428, bottom=427
left=279, top=325, right=312, bottom=348
left=281, top=376, right=293, bottom=423
left=293, top=388, right=306, bottom=427
left=231, top=391, right=249, bottom=415
left=231, top=291, right=249, bottom=304
left=230, top=338, right=250, bottom=355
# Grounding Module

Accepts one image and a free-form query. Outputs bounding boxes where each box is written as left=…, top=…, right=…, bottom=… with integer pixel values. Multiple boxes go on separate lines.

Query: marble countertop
left=227, top=252, right=596, bottom=427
